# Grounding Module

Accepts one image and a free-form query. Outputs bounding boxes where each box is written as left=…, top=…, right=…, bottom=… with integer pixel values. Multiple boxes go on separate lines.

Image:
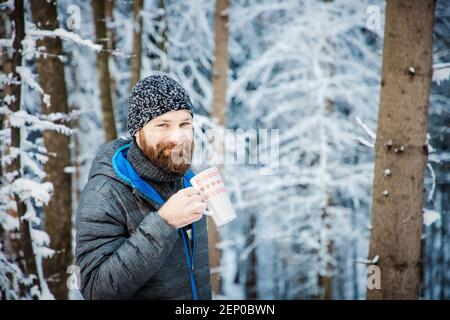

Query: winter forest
left=0, top=0, right=449, bottom=300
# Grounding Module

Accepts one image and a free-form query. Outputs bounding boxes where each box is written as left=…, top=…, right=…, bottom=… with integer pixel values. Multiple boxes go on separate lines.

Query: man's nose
left=168, top=129, right=186, bottom=145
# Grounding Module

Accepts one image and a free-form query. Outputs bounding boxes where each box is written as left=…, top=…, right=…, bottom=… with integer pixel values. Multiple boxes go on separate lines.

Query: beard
left=138, top=131, right=195, bottom=175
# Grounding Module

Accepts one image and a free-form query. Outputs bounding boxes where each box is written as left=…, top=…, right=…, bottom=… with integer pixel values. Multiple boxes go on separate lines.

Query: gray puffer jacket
left=75, top=137, right=212, bottom=300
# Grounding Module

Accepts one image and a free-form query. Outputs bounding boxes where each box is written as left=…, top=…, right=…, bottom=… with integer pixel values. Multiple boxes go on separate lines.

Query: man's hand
left=158, top=187, right=206, bottom=229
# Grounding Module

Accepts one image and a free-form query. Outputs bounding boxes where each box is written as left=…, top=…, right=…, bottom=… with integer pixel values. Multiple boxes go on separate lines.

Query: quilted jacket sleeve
left=75, top=186, right=179, bottom=300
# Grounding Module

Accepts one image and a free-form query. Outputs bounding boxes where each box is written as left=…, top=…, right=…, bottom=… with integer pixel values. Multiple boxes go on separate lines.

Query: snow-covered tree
left=1, top=0, right=449, bottom=301
left=219, top=0, right=385, bottom=299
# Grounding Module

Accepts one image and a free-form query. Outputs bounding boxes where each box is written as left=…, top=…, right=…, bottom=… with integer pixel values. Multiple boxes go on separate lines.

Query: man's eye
left=157, top=124, right=168, bottom=128
left=181, top=122, right=191, bottom=127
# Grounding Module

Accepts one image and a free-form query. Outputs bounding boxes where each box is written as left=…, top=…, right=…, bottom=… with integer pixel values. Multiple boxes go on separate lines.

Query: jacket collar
left=112, top=143, right=195, bottom=209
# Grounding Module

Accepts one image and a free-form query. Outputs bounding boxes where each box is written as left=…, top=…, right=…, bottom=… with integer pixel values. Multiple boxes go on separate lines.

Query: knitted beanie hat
left=127, top=74, right=194, bottom=137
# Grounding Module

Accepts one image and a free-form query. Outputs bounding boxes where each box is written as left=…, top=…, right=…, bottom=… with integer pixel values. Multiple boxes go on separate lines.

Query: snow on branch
left=355, top=116, right=376, bottom=148
left=0, top=208, right=19, bottom=232
left=0, top=0, right=13, bottom=10
left=355, top=116, right=376, bottom=140
left=27, top=28, right=102, bottom=52
left=12, top=178, right=53, bottom=208
left=21, top=150, right=47, bottom=179
left=16, top=66, right=51, bottom=107
left=426, top=163, right=436, bottom=202
left=24, top=199, right=55, bottom=300
left=30, top=228, right=54, bottom=258
left=423, top=209, right=441, bottom=227
left=6, top=110, right=72, bottom=135
left=0, top=146, right=20, bottom=167
left=433, top=63, right=450, bottom=85
left=355, top=255, right=379, bottom=265
left=230, top=3, right=295, bottom=31
left=0, top=38, right=13, bottom=48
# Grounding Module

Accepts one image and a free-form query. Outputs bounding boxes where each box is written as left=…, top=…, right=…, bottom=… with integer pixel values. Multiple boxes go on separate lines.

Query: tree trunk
left=318, top=194, right=334, bottom=300
left=0, top=9, right=10, bottom=299
left=211, top=0, right=229, bottom=127
left=104, top=0, right=118, bottom=125
left=147, top=0, right=169, bottom=72
left=0, top=8, right=5, bottom=180
left=92, top=0, right=117, bottom=142
left=317, top=84, right=335, bottom=300
left=29, top=0, right=73, bottom=300
left=367, top=0, right=435, bottom=300
left=2, top=0, right=40, bottom=297
left=67, top=52, right=81, bottom=205
left=209, top=0, right=230, bottom=297
left=129, top=0, right=143, bottom=91
left=245, top=212, right=257, bottom=299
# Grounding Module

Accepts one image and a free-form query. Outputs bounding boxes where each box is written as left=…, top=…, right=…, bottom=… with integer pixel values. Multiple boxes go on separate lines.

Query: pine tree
left=1, top=0, right=40, bottom=297
left=209, top=0, right=230, bottom=297
left=29, top=0, right=73, bottom=299
left=92, top=0, right=117, bottom=142
left=367, top=0, right=435, bottom=299
left=129, top=0, right=144, bottom=90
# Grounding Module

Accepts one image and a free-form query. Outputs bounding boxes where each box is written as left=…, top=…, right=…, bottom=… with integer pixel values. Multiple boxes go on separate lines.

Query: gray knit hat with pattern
left=127, top=74, right=194, bottom=137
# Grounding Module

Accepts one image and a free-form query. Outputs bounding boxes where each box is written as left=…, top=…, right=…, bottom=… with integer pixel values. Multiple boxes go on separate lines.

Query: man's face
left=135, top=109, right=194, bottom=175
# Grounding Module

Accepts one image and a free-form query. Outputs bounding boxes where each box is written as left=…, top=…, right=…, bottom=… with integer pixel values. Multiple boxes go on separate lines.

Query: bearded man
left=75, top=74, right=211, bottom=300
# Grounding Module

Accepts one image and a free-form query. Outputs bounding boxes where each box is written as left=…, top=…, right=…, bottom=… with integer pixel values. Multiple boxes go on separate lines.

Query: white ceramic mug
left=190, top=167, right=236, bottom=226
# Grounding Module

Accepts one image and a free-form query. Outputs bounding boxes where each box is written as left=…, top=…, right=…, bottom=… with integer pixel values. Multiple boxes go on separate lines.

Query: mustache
left=157, top=141, right=191, bottom=153
left=138, top=130, right=194, bottom=175
left=155, top=140, right=195, bottom=164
